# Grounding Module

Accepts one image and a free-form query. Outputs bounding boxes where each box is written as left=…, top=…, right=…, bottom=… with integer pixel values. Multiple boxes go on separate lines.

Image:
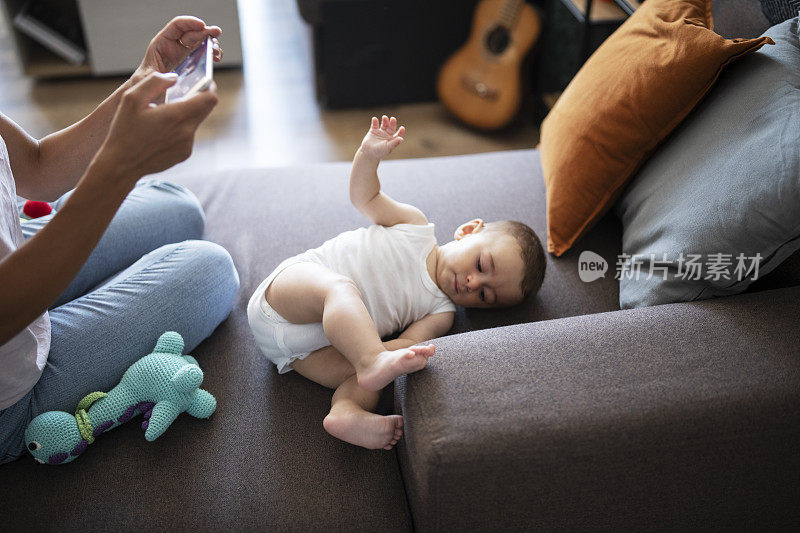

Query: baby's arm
left=396, top=311, right=454, bottom=346
left=350, top=115, right=428, bottom=227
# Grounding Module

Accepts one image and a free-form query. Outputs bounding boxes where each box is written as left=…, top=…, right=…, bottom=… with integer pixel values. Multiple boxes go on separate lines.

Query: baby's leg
left=293, top=349, right=403, bottom=450
left=323, top=375, right=404, bottom=450
left=291, top=345, right=356, bottom=389
left=267, top=262, right=435, bottom=391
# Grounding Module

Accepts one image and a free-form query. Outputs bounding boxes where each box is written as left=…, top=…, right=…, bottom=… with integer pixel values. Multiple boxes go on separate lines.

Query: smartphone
left=165, top=37, right=213, bottom=103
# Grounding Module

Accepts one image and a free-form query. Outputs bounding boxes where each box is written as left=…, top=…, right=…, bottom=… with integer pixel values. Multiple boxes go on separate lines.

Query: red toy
left=23, top=201, right=52, bottom=219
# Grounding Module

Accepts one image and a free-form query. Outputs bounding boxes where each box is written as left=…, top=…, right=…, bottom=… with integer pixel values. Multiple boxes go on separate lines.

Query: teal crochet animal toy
left=25, top=331, right=216, bottom=465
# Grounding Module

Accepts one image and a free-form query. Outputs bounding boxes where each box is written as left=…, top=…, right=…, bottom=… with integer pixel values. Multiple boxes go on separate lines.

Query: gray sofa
left=1, top=1, right=798, bottom=531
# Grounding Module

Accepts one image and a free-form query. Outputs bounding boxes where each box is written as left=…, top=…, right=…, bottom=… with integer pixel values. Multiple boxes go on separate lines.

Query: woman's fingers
left=212, top=38, right=223, bottom=62
left=179, top=24, right=221, bottom=46
left=166, top=83, right=219, bottom=125
left=158, top=16, right=206, bottom=41
left=127, top=72, right=178, bottom=108
left=104, top=77, right=218, bottom=178
left=156, top=16, right=221, bottom=50
left=176, top=29, right=214, bottom=49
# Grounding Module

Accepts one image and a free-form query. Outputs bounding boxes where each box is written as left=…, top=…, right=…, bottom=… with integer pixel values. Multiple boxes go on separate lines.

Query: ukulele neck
left=497, top=0, right=524, bottom=28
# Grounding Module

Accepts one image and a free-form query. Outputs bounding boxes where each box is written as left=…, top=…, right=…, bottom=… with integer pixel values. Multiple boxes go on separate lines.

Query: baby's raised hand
left=359, top=115, right=405, bottom=160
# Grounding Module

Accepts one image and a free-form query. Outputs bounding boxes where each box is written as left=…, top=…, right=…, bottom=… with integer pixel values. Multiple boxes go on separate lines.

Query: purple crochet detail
left=48, top=453, right=68, bottom=465
left=118, top=405, right=136, bottom=424
left=136, top=401, right=155, bottom=412
left=94, top=420, right=114, bottom=436
left=141, top=420, right=149, bottom=431
left=70, top=440, right=88, bottom=457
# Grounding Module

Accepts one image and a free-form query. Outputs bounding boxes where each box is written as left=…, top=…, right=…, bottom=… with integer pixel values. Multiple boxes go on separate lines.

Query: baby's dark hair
left=485, top=220, right=546, bottom=299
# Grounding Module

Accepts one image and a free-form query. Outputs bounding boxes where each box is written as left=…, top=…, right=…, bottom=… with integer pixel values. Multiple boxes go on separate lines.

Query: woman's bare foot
left=357, top=344, right=435, bottom=392
left=323, top=406, right=404, bottom=450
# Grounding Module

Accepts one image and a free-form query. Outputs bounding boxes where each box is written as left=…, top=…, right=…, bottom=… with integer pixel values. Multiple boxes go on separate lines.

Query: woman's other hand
left=135, top=16, right=223, bottom=81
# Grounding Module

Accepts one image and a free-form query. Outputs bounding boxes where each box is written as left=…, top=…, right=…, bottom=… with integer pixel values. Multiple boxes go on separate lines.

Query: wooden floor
left=0, top=0, right=540, bottom=176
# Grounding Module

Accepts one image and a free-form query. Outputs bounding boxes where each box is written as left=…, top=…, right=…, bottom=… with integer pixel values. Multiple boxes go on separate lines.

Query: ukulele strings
left=498, top=0, right=525, bottom=29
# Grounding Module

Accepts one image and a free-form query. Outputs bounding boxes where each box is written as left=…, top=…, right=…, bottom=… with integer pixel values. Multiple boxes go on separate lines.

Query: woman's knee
left=183, top=240, right=240, bottom=306
left=134, top=180, right=206, bottom=240
left=147, top=240, right=239, bottom=352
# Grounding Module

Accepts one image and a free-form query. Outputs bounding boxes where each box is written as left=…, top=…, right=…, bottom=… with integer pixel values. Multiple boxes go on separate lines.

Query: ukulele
left=437, top=0, right=542, bottom=130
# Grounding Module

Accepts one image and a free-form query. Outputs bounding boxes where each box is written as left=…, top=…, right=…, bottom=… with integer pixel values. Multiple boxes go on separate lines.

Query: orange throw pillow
left=539, top=0, right=772, bottom=256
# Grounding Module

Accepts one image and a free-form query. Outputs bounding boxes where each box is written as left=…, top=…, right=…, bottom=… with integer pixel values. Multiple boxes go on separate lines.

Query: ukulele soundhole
left=485, top=26, right=510, bottom=55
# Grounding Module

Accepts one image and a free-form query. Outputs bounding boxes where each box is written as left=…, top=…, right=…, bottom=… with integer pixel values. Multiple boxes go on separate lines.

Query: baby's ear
left=454, top=218, right=484, bottom=240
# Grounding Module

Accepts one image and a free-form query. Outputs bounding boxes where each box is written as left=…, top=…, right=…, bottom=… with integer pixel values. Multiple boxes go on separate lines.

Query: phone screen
left=165, top=38, right=212, bottom=103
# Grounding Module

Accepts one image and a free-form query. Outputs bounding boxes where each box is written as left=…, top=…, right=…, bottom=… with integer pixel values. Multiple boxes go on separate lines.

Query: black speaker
left=313, top=0, right=480, bottom=108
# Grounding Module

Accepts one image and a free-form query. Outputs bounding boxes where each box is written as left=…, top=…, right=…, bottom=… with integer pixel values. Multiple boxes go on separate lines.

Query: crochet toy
left=25, top=331, right=216, bottom=465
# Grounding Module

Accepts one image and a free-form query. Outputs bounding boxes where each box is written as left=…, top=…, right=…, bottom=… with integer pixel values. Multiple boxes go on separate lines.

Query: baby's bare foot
left=323, top=408, right=404, bottom=450
left=357, top=344, right=435, bottom=392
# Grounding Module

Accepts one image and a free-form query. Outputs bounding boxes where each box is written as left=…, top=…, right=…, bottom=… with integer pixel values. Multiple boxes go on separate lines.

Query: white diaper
left=246, top=260, right=331, bottom=374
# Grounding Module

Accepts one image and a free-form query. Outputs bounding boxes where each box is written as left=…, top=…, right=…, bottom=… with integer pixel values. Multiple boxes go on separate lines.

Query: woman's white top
left=0, top=134, right=50, bottom=410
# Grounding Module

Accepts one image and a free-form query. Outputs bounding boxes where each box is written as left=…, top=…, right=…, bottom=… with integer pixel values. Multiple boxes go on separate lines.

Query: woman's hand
left=95, top=72, right=218, bottom=183
left=134, top=16, right=223, bottom=82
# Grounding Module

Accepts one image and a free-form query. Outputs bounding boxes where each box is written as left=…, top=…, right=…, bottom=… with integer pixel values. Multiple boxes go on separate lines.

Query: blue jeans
left=0, top=180, right=239, bottom=464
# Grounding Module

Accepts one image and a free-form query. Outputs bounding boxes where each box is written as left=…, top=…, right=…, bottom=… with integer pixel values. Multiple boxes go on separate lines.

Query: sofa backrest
left=713, top=0, right=772, bottom=37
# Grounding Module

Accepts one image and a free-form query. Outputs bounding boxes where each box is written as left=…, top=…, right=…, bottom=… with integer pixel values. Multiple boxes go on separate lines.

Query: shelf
left=22, top=44, right=91, bottom=78
left=0, top=0, right=90, bottom=78
left=1, top=0, right=242, bottom=79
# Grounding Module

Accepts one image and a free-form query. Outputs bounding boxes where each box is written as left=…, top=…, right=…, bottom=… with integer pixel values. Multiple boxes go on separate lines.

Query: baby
left=247, top=116, right=545, bottom=450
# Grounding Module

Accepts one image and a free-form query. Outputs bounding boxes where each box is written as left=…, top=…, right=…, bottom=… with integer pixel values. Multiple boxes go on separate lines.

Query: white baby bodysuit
left=257, top=223, right=455, bottom=339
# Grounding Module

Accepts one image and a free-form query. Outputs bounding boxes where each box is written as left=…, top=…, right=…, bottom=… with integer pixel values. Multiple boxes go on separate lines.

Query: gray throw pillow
left=615, top=17, right=800, bottom=309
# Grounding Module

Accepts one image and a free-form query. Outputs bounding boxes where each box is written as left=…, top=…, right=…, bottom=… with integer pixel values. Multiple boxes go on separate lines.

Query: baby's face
left=436, top=230, right=525, bottom=308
